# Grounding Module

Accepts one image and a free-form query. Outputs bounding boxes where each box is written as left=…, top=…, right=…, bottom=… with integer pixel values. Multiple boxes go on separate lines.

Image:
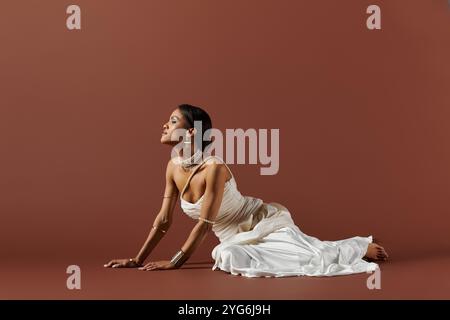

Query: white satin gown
left=180, top=155, right=379, bottom=278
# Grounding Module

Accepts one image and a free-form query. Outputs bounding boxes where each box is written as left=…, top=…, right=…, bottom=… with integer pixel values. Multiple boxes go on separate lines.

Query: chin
left=160, top=136, right=172, bottom=145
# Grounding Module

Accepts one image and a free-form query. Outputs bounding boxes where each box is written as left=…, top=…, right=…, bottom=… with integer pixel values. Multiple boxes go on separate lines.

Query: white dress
left=180, top=155, right=379, bottom=278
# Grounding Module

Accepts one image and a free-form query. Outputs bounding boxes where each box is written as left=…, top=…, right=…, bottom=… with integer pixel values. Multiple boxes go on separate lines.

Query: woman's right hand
left=104, top=258, right=141, bottom=268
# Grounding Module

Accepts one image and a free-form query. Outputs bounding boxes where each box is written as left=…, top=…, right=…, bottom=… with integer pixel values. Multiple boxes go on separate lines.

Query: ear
left=187, top=127, right=197, bottom=136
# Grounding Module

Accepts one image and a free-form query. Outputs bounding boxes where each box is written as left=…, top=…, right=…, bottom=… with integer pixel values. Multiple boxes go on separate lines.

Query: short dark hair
left=178, top=104, right=213, bottom=152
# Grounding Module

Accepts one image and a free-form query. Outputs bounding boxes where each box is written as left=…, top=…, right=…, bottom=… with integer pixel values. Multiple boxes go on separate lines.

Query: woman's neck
left=179, top=147, right=204, bottom=168
left=179, top=145, right=196, bottom=160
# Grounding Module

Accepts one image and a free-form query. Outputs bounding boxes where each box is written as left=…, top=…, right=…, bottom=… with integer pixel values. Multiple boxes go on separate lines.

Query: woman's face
left=160, top=108, right=189, bottom=145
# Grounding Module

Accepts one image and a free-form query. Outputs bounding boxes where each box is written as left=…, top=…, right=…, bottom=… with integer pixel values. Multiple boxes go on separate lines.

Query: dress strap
left=179, top=155, right=234, bottom=200
left=180, top=155, right=211, bottom=200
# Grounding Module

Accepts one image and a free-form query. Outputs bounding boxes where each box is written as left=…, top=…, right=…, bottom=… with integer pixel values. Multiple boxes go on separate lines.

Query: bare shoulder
left=204, top=158, right=230, bottom=182
left=166, top=157, right=179, bottom=176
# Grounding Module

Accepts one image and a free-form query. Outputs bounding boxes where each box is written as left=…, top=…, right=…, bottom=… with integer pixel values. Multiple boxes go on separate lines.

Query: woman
left=104, top=104, right=388, bottom=277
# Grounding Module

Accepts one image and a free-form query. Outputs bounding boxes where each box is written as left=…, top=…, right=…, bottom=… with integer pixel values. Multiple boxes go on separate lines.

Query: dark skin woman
left=104, top=104, right=388, bottom=272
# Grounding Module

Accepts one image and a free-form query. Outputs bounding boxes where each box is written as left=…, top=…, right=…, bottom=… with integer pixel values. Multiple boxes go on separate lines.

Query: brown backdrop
left=1, top=1, right=449, bottom=274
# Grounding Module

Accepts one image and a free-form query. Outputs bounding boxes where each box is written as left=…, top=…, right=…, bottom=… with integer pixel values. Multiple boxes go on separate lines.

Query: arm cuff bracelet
left=170, top=250, right=185, bottom=266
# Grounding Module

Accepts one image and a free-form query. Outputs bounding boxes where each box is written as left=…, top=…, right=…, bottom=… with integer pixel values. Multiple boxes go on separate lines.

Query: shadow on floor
left=180, top=261, right=214, bottom=269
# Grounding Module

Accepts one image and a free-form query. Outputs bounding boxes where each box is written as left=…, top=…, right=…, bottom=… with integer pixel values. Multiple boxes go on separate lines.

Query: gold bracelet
left=152, top=225, right=167, bottom=233
left=198, top=217, right=215, bottom=224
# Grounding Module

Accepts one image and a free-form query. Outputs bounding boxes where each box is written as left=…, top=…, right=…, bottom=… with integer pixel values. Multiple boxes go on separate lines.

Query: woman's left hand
left=138, top=260, right=176, bottom=271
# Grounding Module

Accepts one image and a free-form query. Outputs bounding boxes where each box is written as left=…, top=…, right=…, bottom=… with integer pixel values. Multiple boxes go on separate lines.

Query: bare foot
left=364, top=243, right=389, bottom=262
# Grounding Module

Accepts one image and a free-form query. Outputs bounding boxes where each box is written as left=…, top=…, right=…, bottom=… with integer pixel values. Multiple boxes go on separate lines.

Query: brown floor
left=1, top=251, right=449, bottom=300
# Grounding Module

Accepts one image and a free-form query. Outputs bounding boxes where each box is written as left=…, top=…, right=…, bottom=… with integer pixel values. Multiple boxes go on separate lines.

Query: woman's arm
left=133, top=159, right=179, bottom=265
left=139, top=162, right=228, bottom=271
left=104, top=159, right=179, bottom=268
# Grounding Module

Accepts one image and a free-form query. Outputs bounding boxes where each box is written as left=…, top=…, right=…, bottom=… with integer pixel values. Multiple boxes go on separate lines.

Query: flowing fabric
left=180, top=155, right=378, bottom=278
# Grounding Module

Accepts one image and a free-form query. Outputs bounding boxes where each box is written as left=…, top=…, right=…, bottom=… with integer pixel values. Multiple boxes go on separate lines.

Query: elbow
left=160, top=220, right=172, bottom=231
left=155, top=219, right=172, bottom=232
left=156, top=213, right=172, bottom=229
